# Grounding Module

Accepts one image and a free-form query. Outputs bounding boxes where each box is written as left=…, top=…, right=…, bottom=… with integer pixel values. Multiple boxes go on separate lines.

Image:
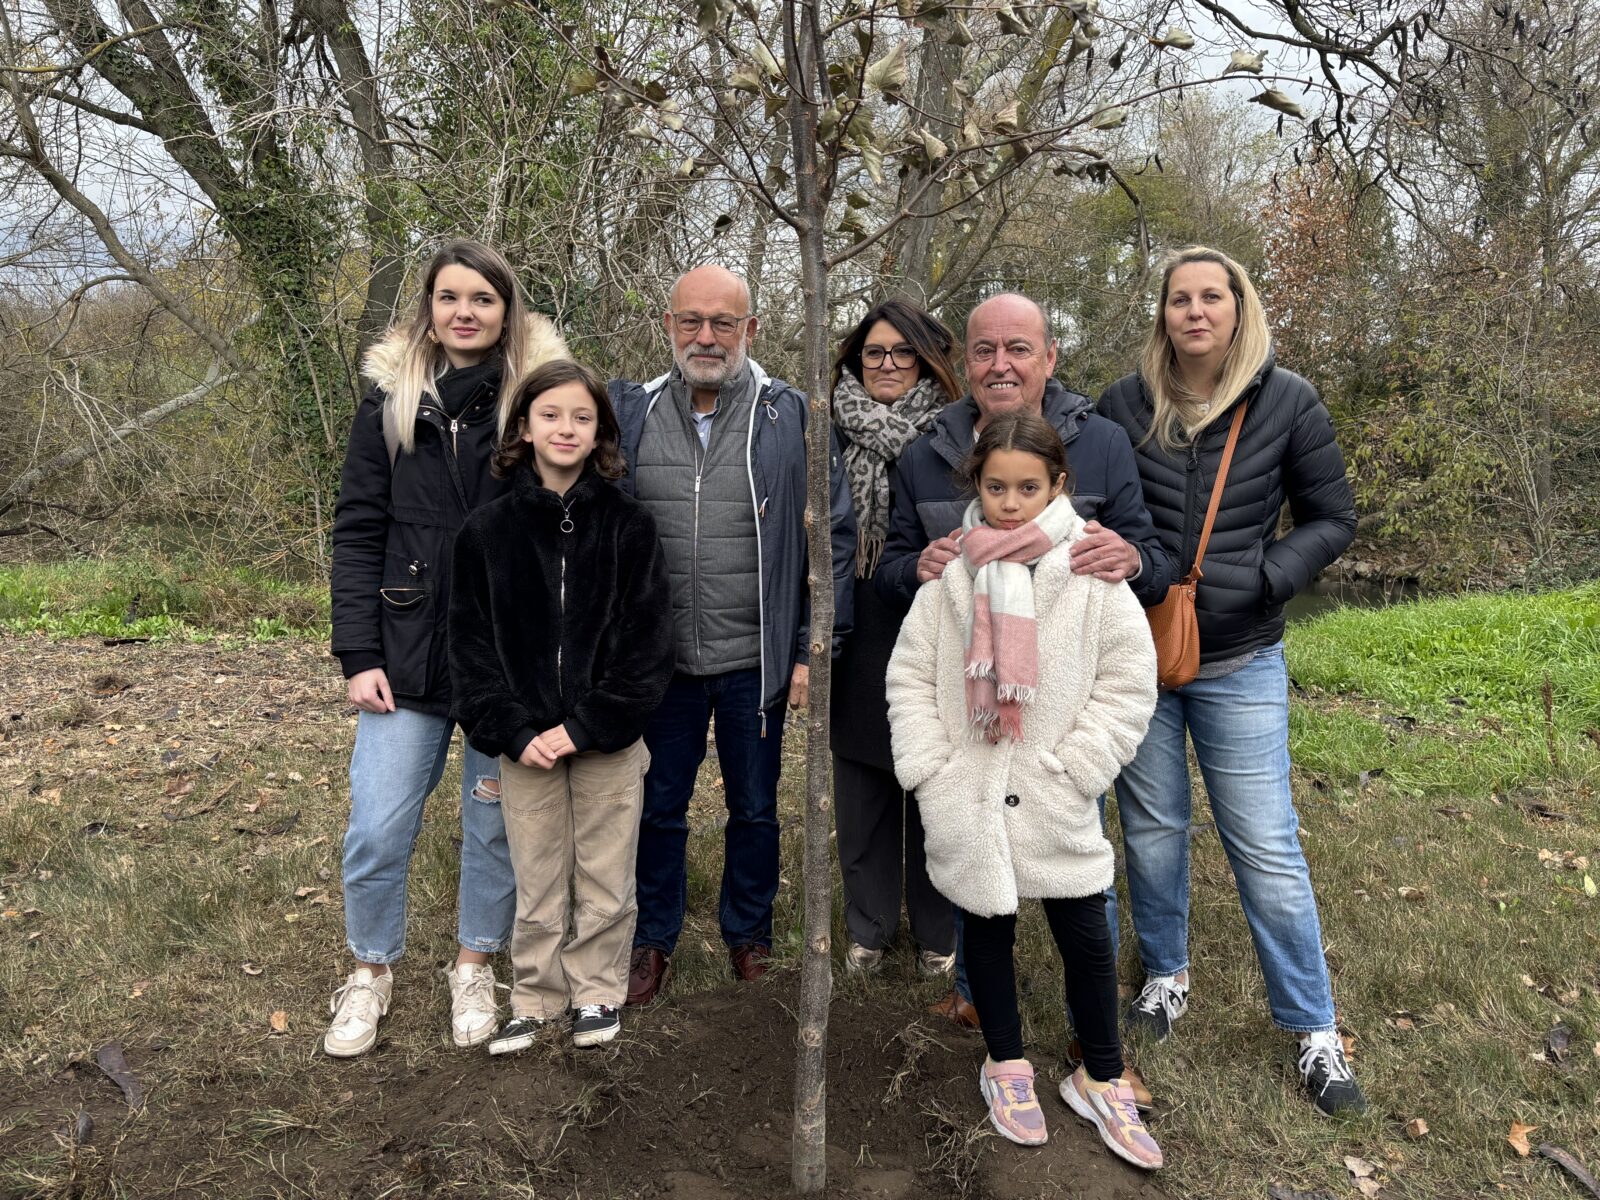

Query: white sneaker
left=447, top=962, right=500, bottom=1047
left=845, top=943, right=884, bottom=975
left=324, top=967, right=393, bottom=1058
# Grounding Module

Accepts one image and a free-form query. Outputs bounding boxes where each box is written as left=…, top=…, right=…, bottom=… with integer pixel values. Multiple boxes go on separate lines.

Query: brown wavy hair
left=492, top=359, right=626, bottom=482
left=957, top=410, right=1072, bottom=496
left=831, top=297, right=962, bottom=403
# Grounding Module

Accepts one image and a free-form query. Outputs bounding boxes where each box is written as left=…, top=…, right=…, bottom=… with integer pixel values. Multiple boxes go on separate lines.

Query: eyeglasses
left=862, top=344, right=918, bottom=369
left=968, top=343, right=1042, bottom=364
left=670, top=312, right=750, bottom=337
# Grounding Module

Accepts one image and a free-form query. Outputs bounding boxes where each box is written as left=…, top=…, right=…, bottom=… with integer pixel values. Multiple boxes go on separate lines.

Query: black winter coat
left=448, top=466, right=675, bottom=761
left=1096, top=355, right=1356, bottom=663
left=330, top=358, right=507, bottom=716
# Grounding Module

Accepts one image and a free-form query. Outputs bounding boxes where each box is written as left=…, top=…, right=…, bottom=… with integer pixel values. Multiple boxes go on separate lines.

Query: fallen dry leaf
left=1340, top=1033, right=1358, bottom=1058
left=1397, top=885, right=1426, bottom=901
left=293, top=886, right=322, bottom=899
left=1405, top=1117, right=1429, bottom=1139
left=269, top=1010, right=289, bottom=1034
left=1344, top=1155, right=1377, bottom=1178
left=241, top=962, right=263, bottom=976
left=129, top=980, right=151, bottom=998
left=1508, top=1120, right=1537, bottom=1156
left=163, top=775, right=195, bottom=799
left=1355, top=1180, right=1381, bottom=1199
left=283, top=912, right=301, bottom=923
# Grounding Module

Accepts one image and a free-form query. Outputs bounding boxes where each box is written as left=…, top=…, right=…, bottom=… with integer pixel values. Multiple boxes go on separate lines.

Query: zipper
left=418, top=402, right=471, bottom=511
left=747, top=389, right=767, bottom=736
left=1180, top=439, right=1202, bottom=575
left=691, top=422, right=706, bottom=668
left=557, top=495, right=574, bottom=700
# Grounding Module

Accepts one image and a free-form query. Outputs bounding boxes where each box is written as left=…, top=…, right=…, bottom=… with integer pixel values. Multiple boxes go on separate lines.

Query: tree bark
left=783, top=0, right=833, bottom=1192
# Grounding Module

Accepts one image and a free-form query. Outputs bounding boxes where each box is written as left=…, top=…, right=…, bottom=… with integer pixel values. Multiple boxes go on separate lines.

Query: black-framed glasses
left=862, top=344, right=918, bottom=369
left=670, top=311, right=750, bottom=337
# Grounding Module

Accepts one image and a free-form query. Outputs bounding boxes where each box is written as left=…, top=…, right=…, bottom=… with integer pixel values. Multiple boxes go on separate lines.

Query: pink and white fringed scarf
left=959, top=495, right=1076, bottom=742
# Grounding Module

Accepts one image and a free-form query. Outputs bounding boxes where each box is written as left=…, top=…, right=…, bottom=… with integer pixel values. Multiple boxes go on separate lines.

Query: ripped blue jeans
left=341, top=707, right=515, bottom=964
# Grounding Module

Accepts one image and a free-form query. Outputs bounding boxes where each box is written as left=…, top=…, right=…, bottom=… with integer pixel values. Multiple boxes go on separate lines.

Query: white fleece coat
left=885, top=511, right=1158, bottom=917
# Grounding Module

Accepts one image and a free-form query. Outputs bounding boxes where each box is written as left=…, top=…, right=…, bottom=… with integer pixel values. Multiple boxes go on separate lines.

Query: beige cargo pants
left=499, top=739, right=649, bottom=1018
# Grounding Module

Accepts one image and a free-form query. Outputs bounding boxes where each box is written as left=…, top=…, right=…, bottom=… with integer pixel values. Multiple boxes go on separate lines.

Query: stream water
left=1284, top=574, right=1422, bottom=623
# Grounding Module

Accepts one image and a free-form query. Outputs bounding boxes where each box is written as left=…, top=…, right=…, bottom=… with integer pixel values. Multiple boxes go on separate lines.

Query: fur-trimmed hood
left=361, top=311, right=570, bottom=394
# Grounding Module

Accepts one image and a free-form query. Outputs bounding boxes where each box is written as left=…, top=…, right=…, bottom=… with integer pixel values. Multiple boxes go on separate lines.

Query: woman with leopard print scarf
left=829, top=298, right=962, bottom=982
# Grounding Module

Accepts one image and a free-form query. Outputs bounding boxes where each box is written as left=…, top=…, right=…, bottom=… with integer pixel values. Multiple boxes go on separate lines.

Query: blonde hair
left=383, top=240, right=530, bottom=455
left=1138, top=246, right=1270, bottom=452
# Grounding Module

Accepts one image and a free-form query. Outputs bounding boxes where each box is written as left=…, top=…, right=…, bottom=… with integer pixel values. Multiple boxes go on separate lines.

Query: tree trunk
left=783, top=0, right=833, bottom=1192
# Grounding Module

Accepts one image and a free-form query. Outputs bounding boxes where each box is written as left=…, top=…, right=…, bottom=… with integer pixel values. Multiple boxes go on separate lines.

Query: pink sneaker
left=979, top=1057, right=1048, bottom=1146
left=1060, top=1066, right=1163, bottom=1170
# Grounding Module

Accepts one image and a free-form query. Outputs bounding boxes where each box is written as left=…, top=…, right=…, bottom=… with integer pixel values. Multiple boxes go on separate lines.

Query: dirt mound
left=5, top=978, right=1171, bottom=1200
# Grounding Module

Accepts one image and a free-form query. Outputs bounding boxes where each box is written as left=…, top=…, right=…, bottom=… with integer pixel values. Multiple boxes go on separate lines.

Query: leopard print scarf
left=831, top=370, right=949, bottom=577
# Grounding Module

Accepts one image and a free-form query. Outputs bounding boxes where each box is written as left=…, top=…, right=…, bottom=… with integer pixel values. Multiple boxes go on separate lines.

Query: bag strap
left=1184, top=401, right=1248, bottom=583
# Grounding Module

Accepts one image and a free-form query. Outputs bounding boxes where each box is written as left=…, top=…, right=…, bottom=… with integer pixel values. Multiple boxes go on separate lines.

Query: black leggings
left=963, top=894, right=1123, bottom=1082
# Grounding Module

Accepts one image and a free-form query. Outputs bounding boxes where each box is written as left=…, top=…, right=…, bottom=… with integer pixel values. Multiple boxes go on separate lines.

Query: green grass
left=1286, top=583, right=1600, bottom=795
left=0, top=557, right=328, bottom=641
left=3, top=581, right=1599, bottom=1198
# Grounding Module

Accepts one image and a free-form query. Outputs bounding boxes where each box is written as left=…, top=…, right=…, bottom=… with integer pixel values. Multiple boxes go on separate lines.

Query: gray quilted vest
left=632, top=382, right=762, bottom=676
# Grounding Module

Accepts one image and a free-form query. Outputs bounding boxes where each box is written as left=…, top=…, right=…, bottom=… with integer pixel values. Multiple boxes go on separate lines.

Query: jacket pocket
left=378, top=585, right=434, bottom=697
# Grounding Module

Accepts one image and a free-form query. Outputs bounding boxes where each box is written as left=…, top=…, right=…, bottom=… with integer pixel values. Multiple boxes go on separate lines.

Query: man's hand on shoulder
left=1069, top=520, right=1140, bottom=583
left=916, top=533, right=962, bottom=583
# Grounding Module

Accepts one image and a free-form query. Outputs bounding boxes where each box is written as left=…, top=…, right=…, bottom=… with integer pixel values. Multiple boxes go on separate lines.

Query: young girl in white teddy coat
left=885, top=410, right=1161, bottom=1167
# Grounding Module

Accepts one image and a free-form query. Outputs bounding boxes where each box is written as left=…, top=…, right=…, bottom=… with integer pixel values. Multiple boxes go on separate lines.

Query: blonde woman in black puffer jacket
left=1097, top=245, right=1363, bottom=1118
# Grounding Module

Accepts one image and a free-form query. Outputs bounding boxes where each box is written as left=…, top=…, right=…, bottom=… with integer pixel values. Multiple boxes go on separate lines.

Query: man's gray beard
left=675, top=339, right=749, bottom=389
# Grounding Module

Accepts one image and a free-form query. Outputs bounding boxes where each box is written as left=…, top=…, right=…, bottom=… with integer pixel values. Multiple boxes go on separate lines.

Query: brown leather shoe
left=729, top=943, right=771, bottom=982
left=927, top=987, right=981, bottom=1029
left=626, top=946, right=671, bottom=1007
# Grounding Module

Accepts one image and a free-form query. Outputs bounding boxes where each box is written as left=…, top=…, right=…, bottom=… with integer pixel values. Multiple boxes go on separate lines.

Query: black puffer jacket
left=1097, top=355, right=1356, bottom=663
left=448, top=466, right=674, bottom=761
left=329, top=319, right=569, bottom=714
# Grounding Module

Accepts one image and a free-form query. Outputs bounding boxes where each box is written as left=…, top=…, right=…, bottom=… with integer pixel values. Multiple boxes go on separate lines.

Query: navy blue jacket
left=876, top=380, right=1173, bottom=610
left=610, top=363, right=856, bottom=715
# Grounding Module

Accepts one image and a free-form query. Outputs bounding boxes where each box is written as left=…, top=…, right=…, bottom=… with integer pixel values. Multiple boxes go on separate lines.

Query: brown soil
left=5, top=980, right=1172, bottom=1200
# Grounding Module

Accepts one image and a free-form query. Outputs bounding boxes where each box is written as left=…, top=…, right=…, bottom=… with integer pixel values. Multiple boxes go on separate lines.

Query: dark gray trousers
left=832, top=753, right=956, bottom=954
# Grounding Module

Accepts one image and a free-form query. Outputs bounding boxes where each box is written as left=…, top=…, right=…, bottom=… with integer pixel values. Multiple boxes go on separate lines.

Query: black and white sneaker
left=1297, top=1031, right=1368, bottom=1116
left=571, top=1003, right=621, bottom=1048
left=488, top=1015, right=547, bottom=1056
left=1126, top=973, right=1189, bottom=1041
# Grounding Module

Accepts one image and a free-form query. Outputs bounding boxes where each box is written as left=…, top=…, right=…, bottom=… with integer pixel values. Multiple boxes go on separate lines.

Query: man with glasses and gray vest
left=611, top=265, right=856, bottom=1004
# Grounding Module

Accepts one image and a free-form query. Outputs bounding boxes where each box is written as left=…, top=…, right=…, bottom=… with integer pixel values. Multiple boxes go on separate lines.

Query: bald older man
left=610, top=265, right=856, bottom=1004
left=877, top=292, right=1170, bottom=1029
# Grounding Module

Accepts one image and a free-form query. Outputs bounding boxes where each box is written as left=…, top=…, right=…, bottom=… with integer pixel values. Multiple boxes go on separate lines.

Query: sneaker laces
left=995, top=1073, right=1036, bottom=1105
left=1298, top=1035, right=1354, bottom=1088
left=576, top=1002, right=611, bottom=1021
left=1132, top=975, right=1187, bottom=1021
left=451, top=966, right=498, bottom=1012
left=330, top=974, right=384, bottom=1027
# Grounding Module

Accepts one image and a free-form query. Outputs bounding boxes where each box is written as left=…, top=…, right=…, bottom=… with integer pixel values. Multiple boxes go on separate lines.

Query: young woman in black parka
left=326, top=240, right=568, bottom=1059
left=449, top=359, right=674, bottom=1053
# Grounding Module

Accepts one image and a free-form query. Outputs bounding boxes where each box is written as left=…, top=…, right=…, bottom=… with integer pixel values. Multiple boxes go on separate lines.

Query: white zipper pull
left=759, top=709, right=767, bottom=739
left=694, top=473, right=702, bottom=494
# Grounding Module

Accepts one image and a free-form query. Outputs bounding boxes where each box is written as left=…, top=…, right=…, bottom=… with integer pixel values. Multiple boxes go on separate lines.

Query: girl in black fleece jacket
left=449, top=359, right=673, bottom=1053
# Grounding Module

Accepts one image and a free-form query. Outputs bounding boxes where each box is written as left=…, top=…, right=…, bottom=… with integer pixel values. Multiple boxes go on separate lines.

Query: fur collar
left=361, top=312, right=570, bottom=394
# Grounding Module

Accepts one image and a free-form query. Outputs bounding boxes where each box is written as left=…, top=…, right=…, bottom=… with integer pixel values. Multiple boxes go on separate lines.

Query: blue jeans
left=1116, top=643, right=1336, bottom=1033
left=954, top=792, right=1119, bottom=1015
left=341, top=707, right=515, bottom=964
left=633, top=669, right=785, bottom=954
